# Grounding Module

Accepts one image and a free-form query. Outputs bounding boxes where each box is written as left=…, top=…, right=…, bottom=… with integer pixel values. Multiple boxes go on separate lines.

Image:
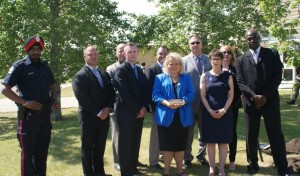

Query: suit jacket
left=183, top=53, right=212, bottom=114
left=236, top=47, right=283, bottom=113
left=152, top=73, right=195, bottom=127
left=113, top=61, right=148, bottom=121
left=72, top=66, right=115, bottom=123
left=144, top=62, right=162, bottom=112
left=106, top=61, right=122, bottom=114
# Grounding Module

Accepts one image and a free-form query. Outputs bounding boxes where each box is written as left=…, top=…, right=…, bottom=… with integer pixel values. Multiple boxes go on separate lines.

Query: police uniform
left=2, top=51, right=55, bottom=175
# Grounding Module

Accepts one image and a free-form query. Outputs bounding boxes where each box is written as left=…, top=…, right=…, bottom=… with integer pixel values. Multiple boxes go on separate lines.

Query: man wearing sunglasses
left=182, top=34, right=212, bottom=168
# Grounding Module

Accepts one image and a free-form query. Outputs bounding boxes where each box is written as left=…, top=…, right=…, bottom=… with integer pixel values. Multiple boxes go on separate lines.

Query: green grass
left=0, top=90, right=299, bottom=175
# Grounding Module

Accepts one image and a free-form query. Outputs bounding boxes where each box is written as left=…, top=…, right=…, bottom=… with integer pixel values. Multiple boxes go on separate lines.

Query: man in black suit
left=113, top=42, right=148, bottom=176
left=236, top=29, right=290, bottom=176
left=72, top=45, right=115, bottom=176
left=144, top=46, right=169, bottom=170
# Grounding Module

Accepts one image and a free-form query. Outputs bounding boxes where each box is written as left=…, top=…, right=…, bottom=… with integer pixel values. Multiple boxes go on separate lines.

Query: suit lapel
left=246, top=50, right=256, bottom=65
left=85, top=66, right=104, bottom=90
left=155, top=63, right=162, bottom=74
left=189, top=54, right=201, bottom=74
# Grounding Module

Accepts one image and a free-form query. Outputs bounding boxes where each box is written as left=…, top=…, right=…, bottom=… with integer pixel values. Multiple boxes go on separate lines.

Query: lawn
left=0, top=90, right=299, bottom=176
left=0, top=84, right=74, bottom=99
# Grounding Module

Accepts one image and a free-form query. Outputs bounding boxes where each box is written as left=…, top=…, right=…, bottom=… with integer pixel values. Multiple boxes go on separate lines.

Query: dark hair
left=157, top=45, right=169, bottom=53
left=188, top=34, right=202, bottom=42
left=125, top=42, right=136, bottom=47
left=208, top=49, right=223, bottom=60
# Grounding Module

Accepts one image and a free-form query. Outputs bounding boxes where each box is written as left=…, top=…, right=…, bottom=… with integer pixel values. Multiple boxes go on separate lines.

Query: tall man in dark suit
left=106, top=43, right=126, bottom=171
left=144, top=46, right=169, bottom=170
left=113, top=42, right=148, bottom=176
left=72, top=45, right=115, bottom=176
left=182, top=34, right=212, bottom=168
left=236, top=29, right=290, bottom=176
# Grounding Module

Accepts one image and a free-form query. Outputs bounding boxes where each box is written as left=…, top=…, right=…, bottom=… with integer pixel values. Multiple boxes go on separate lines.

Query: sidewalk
left=0, top=97, right=78, bottom=113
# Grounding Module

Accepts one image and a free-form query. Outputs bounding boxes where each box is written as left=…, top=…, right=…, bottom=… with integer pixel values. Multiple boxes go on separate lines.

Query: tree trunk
left=51, top=81, right=63, bottom=121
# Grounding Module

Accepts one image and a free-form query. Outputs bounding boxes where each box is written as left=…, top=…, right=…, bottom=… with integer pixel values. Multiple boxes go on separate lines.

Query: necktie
left=92, top=68, right=104, bottom=87
left=253, top=50, right=258, bottom=64
left=196, top=56, right=203, bottom=74
left=133, top=66, right=138, bottom=79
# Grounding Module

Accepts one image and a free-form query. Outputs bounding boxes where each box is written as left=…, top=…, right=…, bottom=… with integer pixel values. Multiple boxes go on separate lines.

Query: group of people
left=0, top=29, right=293, bottom=176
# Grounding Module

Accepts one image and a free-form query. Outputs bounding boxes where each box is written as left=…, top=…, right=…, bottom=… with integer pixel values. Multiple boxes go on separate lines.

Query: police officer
left=1, top=36, right=56, bottom=176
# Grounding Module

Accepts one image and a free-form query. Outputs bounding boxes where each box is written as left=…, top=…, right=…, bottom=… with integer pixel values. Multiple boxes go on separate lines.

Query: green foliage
left=259, top=0, right=300, bottom=67
left=0, top=0, right=130, bottom=82
left=130, top=0, right=268, bottom=54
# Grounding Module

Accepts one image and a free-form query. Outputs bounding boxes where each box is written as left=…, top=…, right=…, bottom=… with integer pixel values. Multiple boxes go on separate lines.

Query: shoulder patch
left=8, top=66, right=15, bottom=74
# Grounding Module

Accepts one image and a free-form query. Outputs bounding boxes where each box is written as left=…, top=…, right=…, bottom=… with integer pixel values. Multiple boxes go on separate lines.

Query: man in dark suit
left=113, top=42, right=148, bottom=176
left=72, top=45, right=115, bottom=176
left=236, top=29, right=290, bottom=176
left=144, top=46, right=169, bottom=170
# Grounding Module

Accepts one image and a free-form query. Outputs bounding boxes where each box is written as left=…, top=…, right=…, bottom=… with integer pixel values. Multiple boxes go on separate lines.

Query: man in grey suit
left=144, top=46, right=169, bottom=170
left=106, top=43, right=126, bottom=171
left=182, top=34, right=212, bottom=168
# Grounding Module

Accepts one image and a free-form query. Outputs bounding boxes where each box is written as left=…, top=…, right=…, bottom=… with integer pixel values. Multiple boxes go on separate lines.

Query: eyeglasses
left=190, top=42, right=200, bottom=45
left=222, top=51, right=232, bottom=55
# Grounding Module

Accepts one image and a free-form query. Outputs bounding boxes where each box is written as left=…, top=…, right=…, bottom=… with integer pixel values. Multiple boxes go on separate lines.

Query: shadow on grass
left=0, top=114, right=17, bottom=141
left=48, top=109, right=81, bottom=165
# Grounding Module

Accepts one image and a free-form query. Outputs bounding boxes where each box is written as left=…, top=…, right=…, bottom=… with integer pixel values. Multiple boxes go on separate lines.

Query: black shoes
left=183, top=160, right=192, bottom=168
left=150, top=163, right=163, bottom=170
left=197, top=158, right=209, bottom=166
left=286, top=100, right=296, bottom=105
left=246, top=165, right=259, bottom=175
left=137, top=161, right=147, bottom=167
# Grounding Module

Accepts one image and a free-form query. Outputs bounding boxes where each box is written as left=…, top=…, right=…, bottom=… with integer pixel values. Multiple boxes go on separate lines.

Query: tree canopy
left=0, top=0, right=129, bottom=81
left=129, top=0, right=299, bottom=64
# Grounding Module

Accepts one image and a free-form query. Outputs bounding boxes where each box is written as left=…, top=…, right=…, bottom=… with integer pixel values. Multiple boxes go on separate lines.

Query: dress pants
left=149, top=114, right=160, bottom=165
left=17, top=110, right=52, bottom=176
left=245, top=108, right=288, bottom=174
left=81, top=118, right=109, bottom=176
left=229, top=105, right=240, bottom=162
left=118, top=118, right=143, bottom=176
left=184, top=112, right=206, bottom=161
left=110, top=113, right=119, bottom=164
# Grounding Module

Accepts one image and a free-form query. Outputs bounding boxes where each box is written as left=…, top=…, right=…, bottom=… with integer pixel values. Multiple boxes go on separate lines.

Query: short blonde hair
left=162, top=52, right=185, bottom=74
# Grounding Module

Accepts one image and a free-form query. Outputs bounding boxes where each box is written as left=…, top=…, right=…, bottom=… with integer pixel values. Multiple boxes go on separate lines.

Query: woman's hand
left=208, top=108, right=226, bottom=119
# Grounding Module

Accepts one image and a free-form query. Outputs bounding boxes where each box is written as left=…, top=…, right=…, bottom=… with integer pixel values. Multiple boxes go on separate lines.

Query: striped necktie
left=92, top=68, right=104, bottom=87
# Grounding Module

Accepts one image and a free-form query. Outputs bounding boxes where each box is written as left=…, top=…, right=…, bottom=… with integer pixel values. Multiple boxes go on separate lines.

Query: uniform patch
left=8, top=66, right=15, bottom=74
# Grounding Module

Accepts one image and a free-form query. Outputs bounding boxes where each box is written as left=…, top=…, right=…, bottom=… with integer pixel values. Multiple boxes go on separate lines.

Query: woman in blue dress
left=200, top=50, right=234, bottom=176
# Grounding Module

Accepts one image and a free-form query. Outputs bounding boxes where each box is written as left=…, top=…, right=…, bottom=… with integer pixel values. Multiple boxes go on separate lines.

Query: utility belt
left=17, top=103, right=51, bottom=120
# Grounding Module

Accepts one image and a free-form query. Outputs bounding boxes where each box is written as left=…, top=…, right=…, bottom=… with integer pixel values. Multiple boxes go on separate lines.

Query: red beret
left=24, top=36, right=45, bottom=53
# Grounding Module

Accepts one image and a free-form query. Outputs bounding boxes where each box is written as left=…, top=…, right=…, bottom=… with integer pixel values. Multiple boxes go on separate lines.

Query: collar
left=191, top=53, right=202, bottom=60
left=85, top=64, right=98, bottom=70
left=250, top=46, right=261, bottom=55
left=157, top=61, right=163, bottom=68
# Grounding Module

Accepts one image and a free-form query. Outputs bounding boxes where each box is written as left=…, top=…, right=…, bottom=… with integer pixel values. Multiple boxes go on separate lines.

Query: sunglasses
left=222, top=51, right=232, bottom=55
left=190, top=42, right=200, bottom=45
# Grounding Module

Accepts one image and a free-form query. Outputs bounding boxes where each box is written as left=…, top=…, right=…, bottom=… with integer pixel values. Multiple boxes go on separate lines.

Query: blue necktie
left=133, top=66, right=138, bottom=79
left=196, top=56, right=203, bottom=74
left=92, top=68, right=104, bottom=87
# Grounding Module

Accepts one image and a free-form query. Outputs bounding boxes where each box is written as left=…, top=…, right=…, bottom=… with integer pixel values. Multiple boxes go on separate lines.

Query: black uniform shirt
left=2, top=56, right=55, bottom=104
